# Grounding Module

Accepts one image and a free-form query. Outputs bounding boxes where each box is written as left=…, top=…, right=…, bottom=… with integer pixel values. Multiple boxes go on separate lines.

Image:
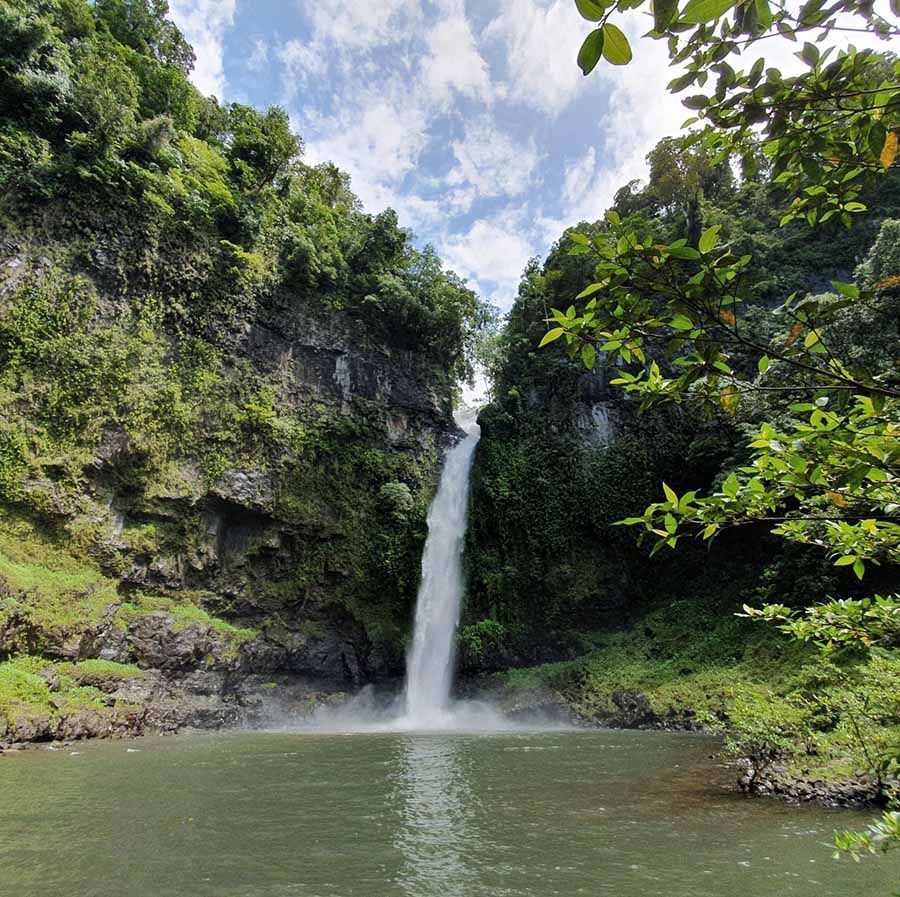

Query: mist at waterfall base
left=297, top=410, right=530, bottom=734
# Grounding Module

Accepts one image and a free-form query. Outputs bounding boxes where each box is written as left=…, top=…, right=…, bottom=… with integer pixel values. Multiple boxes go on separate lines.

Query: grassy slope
left=496, top=596, right=900, bottom=786
left=0, top=509, right=254, bottom=738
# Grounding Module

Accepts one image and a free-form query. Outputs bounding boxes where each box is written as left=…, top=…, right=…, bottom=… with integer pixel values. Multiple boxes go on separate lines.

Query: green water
left=0, top=729, right=896, bottom=897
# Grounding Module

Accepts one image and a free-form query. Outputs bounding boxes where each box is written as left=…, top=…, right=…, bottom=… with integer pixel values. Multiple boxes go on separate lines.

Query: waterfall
left=404, top=412, right=480, bottom=726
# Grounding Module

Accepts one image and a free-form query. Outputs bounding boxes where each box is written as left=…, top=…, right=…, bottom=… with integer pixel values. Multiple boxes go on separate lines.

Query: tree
left=225, top=104, right=301, bottom=191
left=94, top=0, right=194, bottom=75
left=644, top=136, right=733, bottom=243
left=573, top=0, right=899, bottom=226
left=548, top=0, right=900, bottom=632
left=542, top=0, right=900, bottom=874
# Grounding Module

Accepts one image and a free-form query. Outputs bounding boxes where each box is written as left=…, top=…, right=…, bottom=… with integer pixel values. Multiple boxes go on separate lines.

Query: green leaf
left=539, top=327, right=566, bottom=347
left=720, top=384, right=739, bottom=414
left=663, top=482, right=678, bottom=504
left=601, top=23, right=632, bottom=65
left=698, top=224, right=720, bottom=253
left=722, top=472, right=739, bottom=497
left=652, top=0, right=679, bottom=31
left=605, top=209, right=621, bottom=226
left=834, top=555, right=857, bottom=566
left=853, top=558, right=866, bottom=580
left=575, top=0, right=607, bottom=20
left=754, top=0, right=773, bottom=29
left=581, top=342, right=597, bottom=369
left=831, top=281, right=860, bottom=300
left=576, top=282, right=605, bottom=299
left=577, top=28, right=605, bottom=75
left=667, top=244, right=701, bottom=259
left=681, top=0, right=735, bottom=23
left=800, top=42, right=819, bottom=66
left=670, top=314, right=694, bottom=330
left=757, top=355, right=770, bottom=374
left=682, top=95, right=709, bottom=110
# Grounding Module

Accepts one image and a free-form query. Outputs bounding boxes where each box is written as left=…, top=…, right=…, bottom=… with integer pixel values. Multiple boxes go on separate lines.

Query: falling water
left=403, top=411, right=480, bottom=726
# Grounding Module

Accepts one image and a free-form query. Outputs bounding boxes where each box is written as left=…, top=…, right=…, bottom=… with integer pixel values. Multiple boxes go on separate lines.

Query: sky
left=165, top=0, right=893, bottom=320
left=166, top=0, right=691, bottom=312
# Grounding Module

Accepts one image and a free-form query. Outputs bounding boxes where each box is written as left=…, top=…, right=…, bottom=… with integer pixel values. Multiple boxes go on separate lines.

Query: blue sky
left=167, top=0, right=696, bottom=312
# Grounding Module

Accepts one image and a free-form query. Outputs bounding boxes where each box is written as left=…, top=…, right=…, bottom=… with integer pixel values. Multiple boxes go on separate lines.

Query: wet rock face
left=737, top=764, right=892, bottom=808
left=610, top=690, right=654, bottom=727
left=90, top=613, right=234, bottom=672
left=244, top=315, right=447, bottom=420
left=0, top=242, right=458, bottom=743
left=0, top=669, right=351, bottom=746
left=212, top=471, right=275, bottom=513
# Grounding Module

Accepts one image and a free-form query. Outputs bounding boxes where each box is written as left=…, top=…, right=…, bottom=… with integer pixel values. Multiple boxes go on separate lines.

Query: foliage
left=834, top=810, right=900, bottom=860
left=744, top=596, right=900, bottom=651
left=0, top=0, right=487, bottom=380
left=572, top=0, right=899, bottom=226
left=540, top=28, right=900, bottom=693
left=545, top=0, right=900, bottom=875
left=0, top=653, right=142, bottom=737
left=468, top=137, right=900, bottom=658
left=458, top=618, right=506, bottom=662
left=723, top=690, right=814, bottom=785
left=0, top=0, right=490, bottom=667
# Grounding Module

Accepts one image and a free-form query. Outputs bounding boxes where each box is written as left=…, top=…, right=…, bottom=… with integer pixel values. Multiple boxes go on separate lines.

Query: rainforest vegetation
left=469, top=0, right=900, bottom=864
left=0, top=0, right=488, bottom=738
left=1, top=0, right=900, bottom=872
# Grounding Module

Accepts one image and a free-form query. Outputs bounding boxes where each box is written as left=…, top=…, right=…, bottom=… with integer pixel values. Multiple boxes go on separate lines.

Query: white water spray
left=403, top=412, right=480, bottom=725
left=298, top=409, right=554, bottom=732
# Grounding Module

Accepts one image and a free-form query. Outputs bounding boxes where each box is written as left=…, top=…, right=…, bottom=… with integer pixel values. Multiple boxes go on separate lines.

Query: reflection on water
left=0, top=730, right=898, bottom=897
left=394, top=736, right=475, bottom=897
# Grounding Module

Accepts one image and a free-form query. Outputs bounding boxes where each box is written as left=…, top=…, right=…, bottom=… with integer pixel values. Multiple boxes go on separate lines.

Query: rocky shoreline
left=736, top=763, right=890, bottom=808
left=0, top=667, right=347, bottom=749
left=1, top=669, right=890, bottom=812
left=491, top=682, right=891, bottom=810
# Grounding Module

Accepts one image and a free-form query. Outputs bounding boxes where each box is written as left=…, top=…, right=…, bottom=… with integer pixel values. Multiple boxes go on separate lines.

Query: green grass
left=61, top=658, right=144, bottom=685
left=499, top=598, right=815, bottom=722
left=0, top=655, right=143, bottom=735
left=0, top=511, right=120, bottom=638
left=116, top=594, right=255, bottom=641
left=0, top=508, right=256, bottom=699
left=497, top=598, right=900, bottom=786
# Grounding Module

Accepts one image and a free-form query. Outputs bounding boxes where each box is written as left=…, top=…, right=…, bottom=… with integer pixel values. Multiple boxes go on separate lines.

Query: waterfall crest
left=403, top=412, right=480, bottom=726
left=303, top=408, right=527, bottom=732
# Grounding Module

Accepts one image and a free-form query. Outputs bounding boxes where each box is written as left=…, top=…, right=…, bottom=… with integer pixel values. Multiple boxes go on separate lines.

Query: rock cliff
left=0, top=211, right=463, bottom=742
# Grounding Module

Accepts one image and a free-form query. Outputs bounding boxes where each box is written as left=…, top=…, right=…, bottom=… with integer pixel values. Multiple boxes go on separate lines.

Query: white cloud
left=448, top=117, right=541, bottom=199
left=440, top=209, right=539, bottom=305
left=421, top=4, right=492, bottom=106
left=447, top=187, right=477, bottom=216
left=303, top=82, right=430, bottom=216
left=167, top=0, right=237, bottom=98
left=562, top=147, right=596, bottom=207
left=246, top=38, right=270, bottom=72
left=278, top=38, right=325, bottom=104
left=485, top=0, right=589, bottom=114
left=307, top=0, right=422, bottom=49
left=594, top=31, right=686, bottom=191
left=534, top=22, right=687, bottom=237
